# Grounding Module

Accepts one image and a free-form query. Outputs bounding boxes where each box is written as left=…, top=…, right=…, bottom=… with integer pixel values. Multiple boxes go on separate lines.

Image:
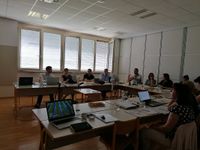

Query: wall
left=0, top=18, right=18, bottom=97
left=118, top=25, right=200, bottom=84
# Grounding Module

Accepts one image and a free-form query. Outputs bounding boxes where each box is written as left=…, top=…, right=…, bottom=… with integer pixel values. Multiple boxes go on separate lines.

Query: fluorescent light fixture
left=28, top=11, right=49, bottom=19
left=94, top=26, right=105, bottom=31
left=97, top=0, right=105, bottom=3
left=40, top=0, right=59, bottom=3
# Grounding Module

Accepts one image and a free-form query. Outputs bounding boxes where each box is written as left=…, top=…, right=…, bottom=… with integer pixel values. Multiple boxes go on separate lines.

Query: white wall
left=118, top=25, right=200, bottom=84
left=184, top=26, right=200, bottom=81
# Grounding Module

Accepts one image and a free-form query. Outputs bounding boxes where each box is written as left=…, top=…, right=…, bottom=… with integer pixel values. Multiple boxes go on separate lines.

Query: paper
left=94, top=113, right=118, bottom=123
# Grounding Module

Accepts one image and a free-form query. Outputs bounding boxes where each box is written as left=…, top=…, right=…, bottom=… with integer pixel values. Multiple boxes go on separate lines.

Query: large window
left=65, top=37, right=79, bottom=70
left=95, top=41, right=109, bottom=71
left=20, top=29, right=40, bottom=69
left=81, top=39, right=94, bottom=71
left=19, top=28, right=113, bottom=72
left=43, top=32, right=61, bottom=70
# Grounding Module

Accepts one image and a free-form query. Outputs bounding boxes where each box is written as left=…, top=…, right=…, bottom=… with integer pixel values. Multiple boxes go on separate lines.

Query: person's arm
left=128, top=74, right=134, bottom=82
left=152, top=112, right=178, bottom=133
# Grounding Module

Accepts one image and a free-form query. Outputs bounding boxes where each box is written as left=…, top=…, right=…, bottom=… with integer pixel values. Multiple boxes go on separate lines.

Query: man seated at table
left=34, top=66, right=54, bottom=108
left=62, top=68, right=76, bottom=84
left=83, top=69, right=95, bottom=82
left=100, top=68, right=111, bottom=83
left=128, top=68, right=142, bottom=85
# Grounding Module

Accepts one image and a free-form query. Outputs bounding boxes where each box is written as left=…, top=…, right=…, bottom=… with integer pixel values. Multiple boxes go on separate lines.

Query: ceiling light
left=97, top=0, right=105, bottom=4
left=40, top=0, right=59, bottom=3
left=28, top=11, right=49, bottom=19
left=94, top=26, right=105, bottom=31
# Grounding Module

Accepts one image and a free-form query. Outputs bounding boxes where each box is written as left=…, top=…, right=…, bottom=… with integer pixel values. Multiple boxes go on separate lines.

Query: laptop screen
left=46, top=76, right=59, bottom=85
left=46, top=100, right=75, bottom=122
left=19, top=77, right=33, bottom=86
left=138, top=91, right=151, bottom=102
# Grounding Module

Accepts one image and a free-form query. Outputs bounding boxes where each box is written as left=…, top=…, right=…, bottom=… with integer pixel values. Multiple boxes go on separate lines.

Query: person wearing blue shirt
left=101, top=68, right=111, bottom=82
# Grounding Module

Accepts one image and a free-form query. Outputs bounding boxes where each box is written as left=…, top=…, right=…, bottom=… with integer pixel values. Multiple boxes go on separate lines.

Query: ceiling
left=0, top=0, right=200, bottom=39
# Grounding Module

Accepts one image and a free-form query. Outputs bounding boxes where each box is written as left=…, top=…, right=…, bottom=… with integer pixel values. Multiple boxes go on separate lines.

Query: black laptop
left=138, top=91, right=164, bottom=107
left=18, top=77, right=33, bottom=86
left=46, top=100, right=82, bottom=129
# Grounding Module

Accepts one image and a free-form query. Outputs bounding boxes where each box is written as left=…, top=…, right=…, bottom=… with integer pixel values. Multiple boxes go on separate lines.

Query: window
left=81, top=39, right=94, bottom=71
left=19, top=28, right=113, bottom=72
left=20, top=29, right=40, bottom=69
left=95, top=41, right=109, bottom=71
left=108, top=42, right=113, bottom=71
left=43, top=32, right=61, bottom=70
left=65, top=37, right=79, bottom=70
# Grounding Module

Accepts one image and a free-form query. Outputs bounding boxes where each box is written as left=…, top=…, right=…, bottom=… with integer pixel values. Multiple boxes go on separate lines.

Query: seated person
left=83, top=69, right=95, bottom=82
left=128, top=68, right=142, bottom=85
left=62, top=68, right=76, bottom=84
left=145, top=72, right=156, bottom=87
left=140, top=83, right=198, bottom=150
left=182, top=75, right=197, bottom=95
left=100, top=68, right=111, bottom=82
left=35, top=66, right=54, bottom=108
left=159, top=73, right=173, bottom=88
left=194, top=76, right=200, bottom=105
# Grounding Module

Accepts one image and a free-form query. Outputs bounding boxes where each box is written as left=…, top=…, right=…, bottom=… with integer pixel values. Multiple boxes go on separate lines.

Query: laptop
left=18, top=77, right=33, bottom=86
left=116, top=100, right=138, bottom=109
left=46, top=100, right=82, bottom=130
left=46, top=76, right=59, bottom=85
left=138, top=91, right=164, bottom=107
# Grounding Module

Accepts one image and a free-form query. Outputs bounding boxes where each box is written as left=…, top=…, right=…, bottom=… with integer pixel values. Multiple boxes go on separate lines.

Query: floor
left=0, top=97, right=107, bottom=150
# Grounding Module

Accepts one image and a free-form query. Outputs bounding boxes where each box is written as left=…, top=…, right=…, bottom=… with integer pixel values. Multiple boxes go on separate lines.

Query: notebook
left=46, top=100, right=82, bottom=130
left=18, top=77, right=33, bottom=86
left=116, top=100, right=138, bottom=109
left=46, top=76, right=59, bottom=85
left=138, top=91, right=165, bottom=107
left=94, top=113, right=118, bottom=123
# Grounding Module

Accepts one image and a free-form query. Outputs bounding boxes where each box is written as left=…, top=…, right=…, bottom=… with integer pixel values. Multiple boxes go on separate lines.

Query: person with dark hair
left=100, top=68, right=111, bottom=82
left=140, top=83, right=198, bottom=150
left=145, top=72, right=156, bottom=86
left=182, top=75, right=197, bottom=95
left=159, top=73, right=173, bottom=88
left=62, top=68, right=76, bottom=84
left=83, top=69, right=95, bottom=81
left=194, top=76, right=200, bottom=84
left=128, top=68, right=142, bottom=85
left=34, top=66, right=54, bottom=108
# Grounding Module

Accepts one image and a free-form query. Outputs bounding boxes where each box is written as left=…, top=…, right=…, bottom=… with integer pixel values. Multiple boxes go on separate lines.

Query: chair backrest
left=111, top=118, right=139, bottom=150
left=171, top=121, right=197, bottom=150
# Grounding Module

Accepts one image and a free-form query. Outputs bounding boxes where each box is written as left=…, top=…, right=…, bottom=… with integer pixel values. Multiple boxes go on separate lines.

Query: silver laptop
left=138, top=91, right=164, bottom=107
left=46, top=76, right=59, bottom=85
left=46, top=100, right=82, bottom=130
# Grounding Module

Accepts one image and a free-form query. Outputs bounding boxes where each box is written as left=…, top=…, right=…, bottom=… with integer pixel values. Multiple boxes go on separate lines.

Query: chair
left=171, top=121, right=197, bottom=150
left=100, top=118, right=139, bottom=150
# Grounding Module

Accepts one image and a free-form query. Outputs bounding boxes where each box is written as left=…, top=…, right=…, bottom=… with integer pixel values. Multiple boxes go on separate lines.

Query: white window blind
left=81, top=39, right=94, bottom=71
left=43, top=32, right=61, bottom=70
left=20, top=29, right=40, bottom=69
left=108, top=42, right=113, bottom=71
left=65, top=37, right=79, bottom=70
left=95, top=41, right=109, bottom=71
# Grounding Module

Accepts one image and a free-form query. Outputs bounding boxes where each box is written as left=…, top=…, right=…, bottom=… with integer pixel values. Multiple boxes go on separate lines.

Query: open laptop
left=138, top=91, right=164, bottom=107
left=46, top=100, right=82, bottom=129
left=18, top=77, right=33, bottom=86
left=46, top=76, right=59, bottom=85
